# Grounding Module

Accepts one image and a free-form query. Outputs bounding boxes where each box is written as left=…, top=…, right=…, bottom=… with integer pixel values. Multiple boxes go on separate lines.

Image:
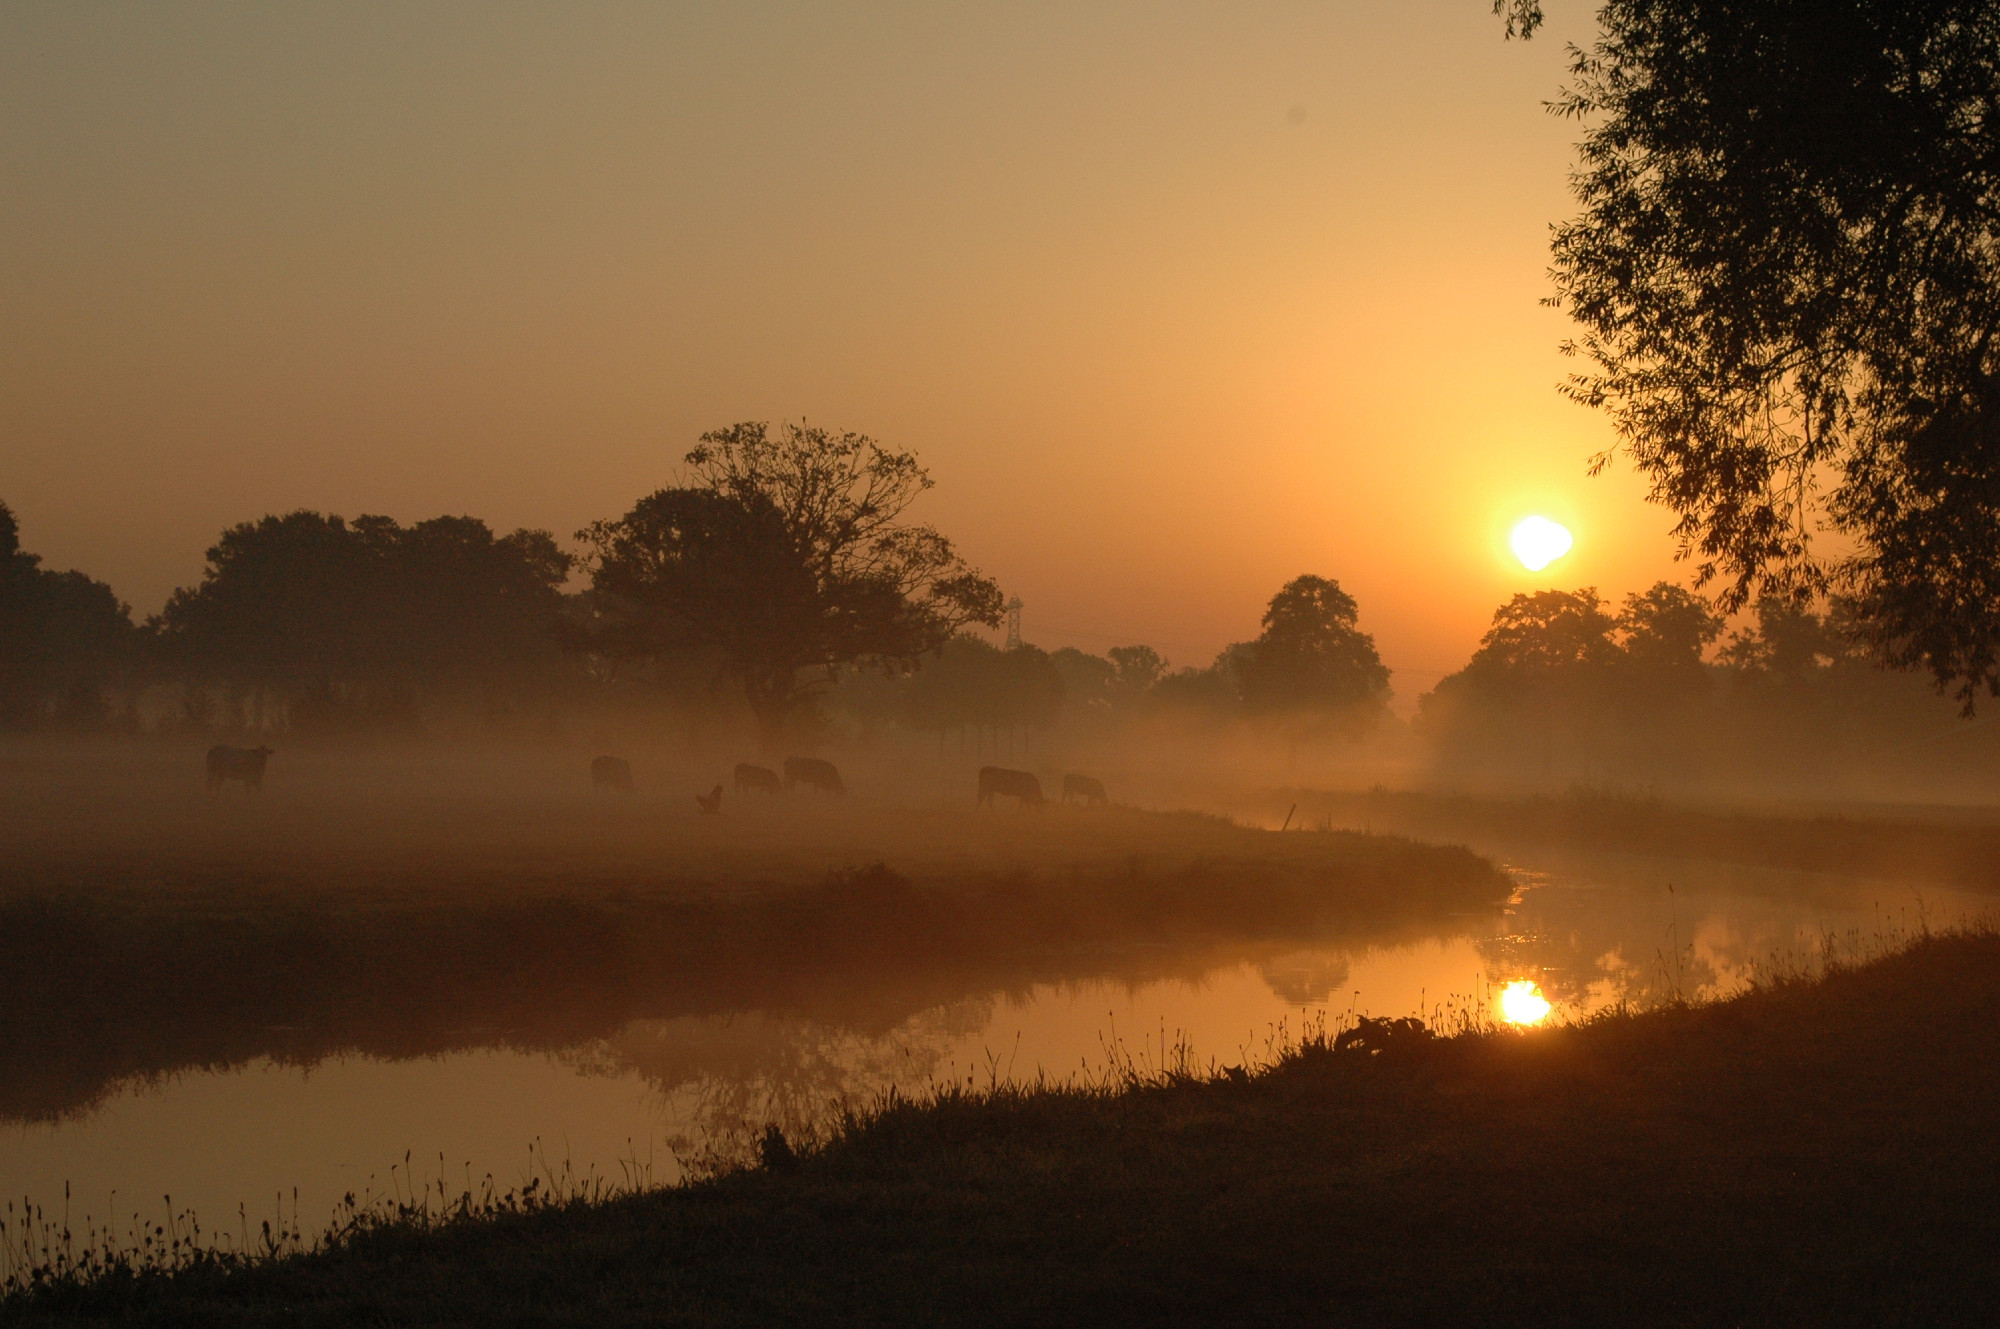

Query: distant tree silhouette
left=1468, top=589, right=1618, bottom=674
left=1720, top=596, right=1845, bottom=681
left=156, top=511, right=572, bottom=731
left=0, top=502, right=136, bottom=730
left=1237, top=576, right=1391, bottom=734
left=1149, top=644, right=1253, bottom=718
left=891, top=635, right=1062, bottom=743
left=1616, top=583, right=1724, bottom=673
left=1518, top=0, right=2000, bottom=706
left=1049, top=647, right=1119, bottom=725
left=1419, top=588, right=1621, bottom=776
left=1416, top=577, right=2000, bottom=790
left=579, top=422, right=1003, bottom=748
left=1106, top=645, right=1168, bottom=701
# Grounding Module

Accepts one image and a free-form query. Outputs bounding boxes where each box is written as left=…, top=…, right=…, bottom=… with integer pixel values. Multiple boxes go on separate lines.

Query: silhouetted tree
left=156, top=511, right=572, bottom=730
left=1470, top=589, right=1618, bottom=674
left=580, top=422, right=1004, bottom=747
left=1616, top=583, right=1724, bottom=673
left=1418, top=589, right=1620, bottom=777
left=1049, top=647, right=1119, bottom=725
left=1150, top=644, right=1253, bottom=717
left=892, top=636, right=1062, bottom=742
left=1521, top=0, right=2000, bottom=705
left=0, top=502, right=136, bottom=730
left=1237, top=577, right=1391, bottom=734
left=1106, top=645, right=1168, bottom=702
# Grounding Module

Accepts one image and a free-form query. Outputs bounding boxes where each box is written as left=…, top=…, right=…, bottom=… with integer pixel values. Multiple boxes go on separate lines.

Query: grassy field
left=7, top=927, right=1995, bottom=1326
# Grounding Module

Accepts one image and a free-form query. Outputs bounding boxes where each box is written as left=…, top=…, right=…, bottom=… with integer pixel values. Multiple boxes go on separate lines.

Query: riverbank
left=9, top=929, right=1994, bottom=1326
left=1275, top=785, right=2000, bottom=893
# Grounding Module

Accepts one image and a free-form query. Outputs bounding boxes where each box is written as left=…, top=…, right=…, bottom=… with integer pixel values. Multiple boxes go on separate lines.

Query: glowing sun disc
left=1499, top=980, right=1553, bottom=1026
left=1510, top=516, right=1574, bottom=572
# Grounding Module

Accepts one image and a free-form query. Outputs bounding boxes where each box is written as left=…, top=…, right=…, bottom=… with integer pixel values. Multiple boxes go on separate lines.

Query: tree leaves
left=1548, top=0, right=2000, bottom=708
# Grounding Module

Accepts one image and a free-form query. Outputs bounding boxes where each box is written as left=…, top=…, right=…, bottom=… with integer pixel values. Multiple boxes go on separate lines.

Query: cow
left=591, top=755, right=634, bottom=793
left=206, top=744, right=274, bottom=792
left=695, top=784, right=723, bottom=814
left=1062, top=773, right=1108, bottom=806
left=783, top=756, right=844, bottom=794
left=977, top=765, right=1044, bottom=808
left=734, top=763, right=782, bottom=795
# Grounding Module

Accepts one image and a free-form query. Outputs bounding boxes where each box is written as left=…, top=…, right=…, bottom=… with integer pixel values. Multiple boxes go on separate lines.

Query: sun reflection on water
left=1497, top=980, right=1553, bottom=1027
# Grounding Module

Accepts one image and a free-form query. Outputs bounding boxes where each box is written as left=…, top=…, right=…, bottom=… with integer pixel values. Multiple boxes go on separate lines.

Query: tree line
left=2, top=412, right=1987, bottom=779
left=1416, top=582, right=1982, bottom=787
left=0, top=419, right=1398, bottom=746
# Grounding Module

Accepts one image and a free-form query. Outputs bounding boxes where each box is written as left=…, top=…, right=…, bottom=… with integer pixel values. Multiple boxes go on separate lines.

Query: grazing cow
left=977, top=765, right=1044, bottom=808
left=696, top=784, right=723, bottom=814
left=783, top=756, right=845, bottom=794
left=734, top=763, right=782, bottom=795
left=591, top=755, right=634, bottom=793
left=206, top=745, right=274, bottom=792
left=1062, top=773, right=1108, bottom=806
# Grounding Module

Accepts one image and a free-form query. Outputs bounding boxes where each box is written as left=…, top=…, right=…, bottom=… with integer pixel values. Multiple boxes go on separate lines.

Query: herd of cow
left=203, top=743, right=1109, bottom=812
left=594, top=754, right=1109, bottom=813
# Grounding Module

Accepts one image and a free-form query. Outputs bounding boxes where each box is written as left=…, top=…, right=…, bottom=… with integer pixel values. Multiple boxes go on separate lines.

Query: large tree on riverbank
left=1504, top=0, right=2000, bottom=708
left=578, top=422, right=1004, bottom=748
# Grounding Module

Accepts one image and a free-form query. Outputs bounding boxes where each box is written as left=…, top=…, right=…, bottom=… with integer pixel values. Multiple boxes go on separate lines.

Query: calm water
left=5, top=849, right=1984, bottom=1245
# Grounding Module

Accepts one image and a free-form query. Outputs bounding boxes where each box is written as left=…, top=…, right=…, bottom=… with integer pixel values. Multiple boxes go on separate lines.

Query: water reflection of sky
left=4, top=851, right=1986, bottom=1244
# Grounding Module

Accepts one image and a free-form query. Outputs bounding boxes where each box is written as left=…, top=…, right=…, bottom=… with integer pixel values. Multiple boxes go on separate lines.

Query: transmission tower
left=1003, top=596, right=1023, bottom=651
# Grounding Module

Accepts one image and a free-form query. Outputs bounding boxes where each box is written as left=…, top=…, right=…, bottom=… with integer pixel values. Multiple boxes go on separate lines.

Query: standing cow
left=206, top=745, right=274, bottom=792
left=977, top=766, right=1044, bottom=808
left=783, top=757, right=844, bottom=794
left=735, top=763, right=782, bottom=795
left=1062, top=773, right=1108, bottom=806
left=591, top=755, right=635, bottom=792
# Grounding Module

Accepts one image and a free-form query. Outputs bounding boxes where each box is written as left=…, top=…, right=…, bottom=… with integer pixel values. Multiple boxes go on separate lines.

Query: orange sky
left=0, top=1, right=1679, bottom=701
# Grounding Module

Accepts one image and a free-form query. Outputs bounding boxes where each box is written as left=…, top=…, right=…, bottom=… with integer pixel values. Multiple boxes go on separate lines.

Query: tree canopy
left=579, top=421, right=1004, bottom=745
left=1236, top=575, right=1392, bottom=734
left=0, top=501, right=136, bottom=729
left=1521, top=0, right=2000, bottom=707
left=156, top=511, right=573, bottom=725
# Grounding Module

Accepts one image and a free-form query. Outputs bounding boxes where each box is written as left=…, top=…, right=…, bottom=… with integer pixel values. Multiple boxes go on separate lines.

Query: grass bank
left=8, top=929, right=1995, bottom=1326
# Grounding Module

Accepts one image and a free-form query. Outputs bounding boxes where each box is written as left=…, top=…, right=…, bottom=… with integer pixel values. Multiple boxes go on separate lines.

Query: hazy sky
left=1, top=1, right=1678, bottom=699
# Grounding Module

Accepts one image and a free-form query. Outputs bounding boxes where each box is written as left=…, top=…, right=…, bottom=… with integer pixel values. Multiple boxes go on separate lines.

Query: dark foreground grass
left=9, top=931, right=1998, bottom=1327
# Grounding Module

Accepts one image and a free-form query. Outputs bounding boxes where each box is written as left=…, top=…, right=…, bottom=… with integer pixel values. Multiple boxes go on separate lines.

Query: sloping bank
left=7, top=930, right=1996, bottom=1326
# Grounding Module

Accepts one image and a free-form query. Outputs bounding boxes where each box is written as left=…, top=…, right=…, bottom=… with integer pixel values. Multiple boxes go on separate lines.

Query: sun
left=1509, top=516, right=1573, bottom=572
left=1498, top=980, right=1553, bottom=1026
